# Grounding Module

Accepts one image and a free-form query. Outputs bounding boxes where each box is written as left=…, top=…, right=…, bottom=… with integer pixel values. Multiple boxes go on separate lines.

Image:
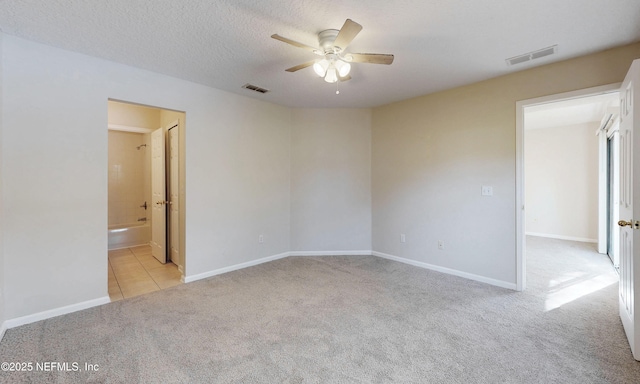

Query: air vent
left=506, top=45, right=557, bottom=66
left=242, top=83, right=270, bottom=94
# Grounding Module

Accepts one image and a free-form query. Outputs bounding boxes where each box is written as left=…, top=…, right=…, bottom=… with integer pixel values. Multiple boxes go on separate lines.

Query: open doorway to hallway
left=107, top=100, right=186, bottom=300
left=520, top=87, right=620, bottom=313
left=517, top=85, right=620, bottom=291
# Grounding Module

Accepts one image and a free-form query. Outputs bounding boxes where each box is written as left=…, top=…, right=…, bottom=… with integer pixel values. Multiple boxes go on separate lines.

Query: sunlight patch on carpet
left=545, top=272, right=618, bottom=311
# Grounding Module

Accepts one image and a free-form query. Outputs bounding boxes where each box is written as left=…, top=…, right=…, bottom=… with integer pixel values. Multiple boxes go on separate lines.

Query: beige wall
left=290, top=109, right=372, bottom=253
left=2, top=30, right=640, bottom=324
left=525, top=122, right=599, bottom=241
left=160, top=110, right=185, bottom=129
left=108, top=101, right=161, bottom=128
left=372, top=42, right=640, bottom=286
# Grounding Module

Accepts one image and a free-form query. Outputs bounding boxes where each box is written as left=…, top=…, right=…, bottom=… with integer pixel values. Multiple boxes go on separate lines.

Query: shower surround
left=108, top=130, right=151, bottom=249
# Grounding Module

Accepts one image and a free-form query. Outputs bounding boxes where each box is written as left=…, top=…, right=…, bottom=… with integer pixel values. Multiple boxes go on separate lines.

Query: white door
left=168, top=123, right=180, bottom=268
left=618, top=59, right=640, bottom=360
left=150, top=127, right=167, bottom=264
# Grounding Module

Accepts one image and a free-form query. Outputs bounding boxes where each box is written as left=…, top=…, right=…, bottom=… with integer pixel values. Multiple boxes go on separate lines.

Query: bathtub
left=108, top=222, right=151, bottom=250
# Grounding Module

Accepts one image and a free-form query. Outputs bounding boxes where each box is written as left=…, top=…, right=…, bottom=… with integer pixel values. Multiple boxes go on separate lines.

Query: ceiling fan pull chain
left=336, top=80, right=340, bottom=95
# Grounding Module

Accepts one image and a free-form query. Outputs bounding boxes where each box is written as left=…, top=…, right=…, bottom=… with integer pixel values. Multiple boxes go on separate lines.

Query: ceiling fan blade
left=285, top=61, right=315, bottom=72
left=271, top=34, right=321, bottom=55
left=348, top=53, right=394, bottom=65
left=339, top=74, right=352, bottom=82
left=333, top=19, right=363, bottom=50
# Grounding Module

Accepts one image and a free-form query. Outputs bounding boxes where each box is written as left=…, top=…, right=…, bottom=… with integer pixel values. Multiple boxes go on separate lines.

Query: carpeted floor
left=1, top=236, right=639, bottom=383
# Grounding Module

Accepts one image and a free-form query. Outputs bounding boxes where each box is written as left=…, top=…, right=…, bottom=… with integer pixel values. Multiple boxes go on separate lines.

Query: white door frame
left=606, top=123, right=621, bottom=268
left=167, top=120, right=181, bottom=270
left=150, top=126, right=167, bottom=263
left=515, top=83, right=621, bottom=291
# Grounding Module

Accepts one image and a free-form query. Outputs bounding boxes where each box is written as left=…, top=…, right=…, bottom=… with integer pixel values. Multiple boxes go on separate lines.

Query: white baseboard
left=526, top=232, right=597, bottom=243
left=4, top=296, right=111, bottom=330
left=372, top=251, right=517, bottom=290
left=183, top=249, right=516, bottom=292
left=289, top=250, right=373, bottom=257
left=183, top=250, right=373, bottom=283
left=183, top=252, right=290, bottom=283
left=0, top=249, right=517, bottom=332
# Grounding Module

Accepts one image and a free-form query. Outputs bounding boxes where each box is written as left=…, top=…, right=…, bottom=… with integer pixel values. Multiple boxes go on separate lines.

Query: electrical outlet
left=400, top=234, right=406, bottom=243
left=259, top=235, right=264, bottom=243
left=438, top=240, right=444, bottom=250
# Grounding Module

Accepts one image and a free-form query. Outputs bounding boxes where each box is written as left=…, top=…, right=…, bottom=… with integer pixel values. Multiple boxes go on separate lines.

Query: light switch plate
left=481, top=186, right=493, bottom=196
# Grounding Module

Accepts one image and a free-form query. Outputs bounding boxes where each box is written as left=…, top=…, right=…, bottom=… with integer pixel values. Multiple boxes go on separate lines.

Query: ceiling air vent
left=242, top=83, right=270, bottom=94
left=506, top=45, right=557, bottom=66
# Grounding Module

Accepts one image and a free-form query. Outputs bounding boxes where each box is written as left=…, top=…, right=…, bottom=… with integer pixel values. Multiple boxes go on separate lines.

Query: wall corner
left=0, top=30, right=6, bottom=332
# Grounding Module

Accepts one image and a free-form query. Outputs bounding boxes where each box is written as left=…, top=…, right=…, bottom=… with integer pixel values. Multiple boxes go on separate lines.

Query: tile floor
left=108, top=245, right=182, bottom=301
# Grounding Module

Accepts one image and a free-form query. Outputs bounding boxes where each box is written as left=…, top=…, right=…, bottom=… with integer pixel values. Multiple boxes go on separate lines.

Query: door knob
left=618, top=220, right=639, bottom=229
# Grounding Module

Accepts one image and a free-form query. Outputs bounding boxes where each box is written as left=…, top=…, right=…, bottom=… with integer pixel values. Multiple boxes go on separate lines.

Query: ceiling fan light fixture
left=335, top=59, right=351, bottom=77
left=313, top=59, right=329, bottom=77
left=272, top=19, right=394, bottom=91
left=324, top=66, right=338, bottom=83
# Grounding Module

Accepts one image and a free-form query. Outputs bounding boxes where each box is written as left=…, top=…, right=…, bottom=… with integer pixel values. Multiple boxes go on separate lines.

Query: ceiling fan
left=271, top=19, right=394, bottom=85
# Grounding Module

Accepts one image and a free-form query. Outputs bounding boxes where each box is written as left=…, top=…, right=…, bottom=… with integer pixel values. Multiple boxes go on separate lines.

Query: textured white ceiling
left=0, top=0, right=639, bottom=108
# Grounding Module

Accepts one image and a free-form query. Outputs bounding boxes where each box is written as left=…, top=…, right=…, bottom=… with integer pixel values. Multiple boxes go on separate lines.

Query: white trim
left=4, top=296, right=110, bottom=330
left=1, top=248, right=521, bottom=330
left=598, top=123, right=609, bottom=253
left=289, top=250, right=373, bottom=257
left=0, top=321, right=7, bottom=342
left=183, top=251, right=374, bottom=283
left=516, top=83, right=621, bottom=292
left=606, top=117, right=620, bottom=139
left=516, top=99, right=526, bottom=291
left=526, top=232, right=598, bottom=243
left=107, top=123, right=154, bottom=133
left=372, top=251, right=517, bottom=290
left=183, top=252, right=290, bottom=283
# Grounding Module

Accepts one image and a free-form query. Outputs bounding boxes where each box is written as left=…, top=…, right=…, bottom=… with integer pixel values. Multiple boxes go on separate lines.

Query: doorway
left=107, top=100, right=186, bottom=300
left=605, top=117, right=621, bottom=270
left=516, top=84, right=620, bottom=291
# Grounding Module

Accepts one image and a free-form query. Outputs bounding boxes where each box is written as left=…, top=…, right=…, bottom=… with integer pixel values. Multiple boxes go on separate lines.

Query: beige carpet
left=1, top=236, right=639, bottom=383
